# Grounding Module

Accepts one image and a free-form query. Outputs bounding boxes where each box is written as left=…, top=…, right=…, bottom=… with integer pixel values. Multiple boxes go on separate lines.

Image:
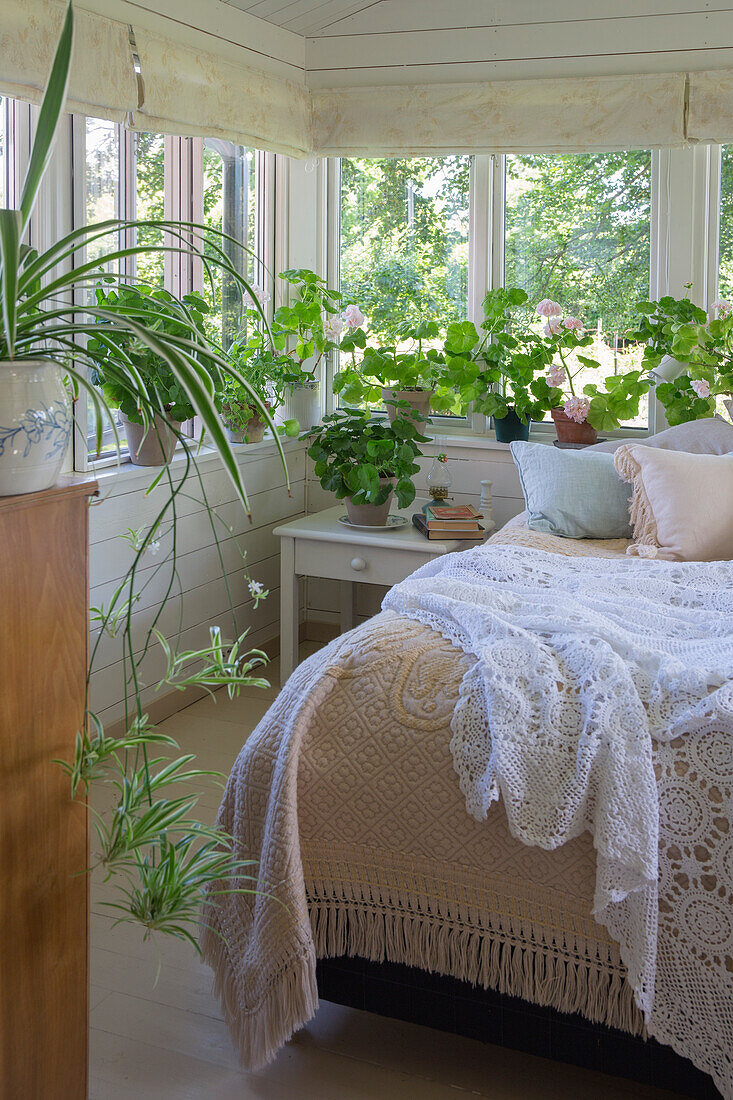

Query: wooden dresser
left=0, top=479, right=97, bottom=1099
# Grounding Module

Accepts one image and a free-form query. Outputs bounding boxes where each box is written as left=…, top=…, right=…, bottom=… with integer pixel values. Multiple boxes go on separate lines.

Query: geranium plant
left=220, top=318, right=299, bottom=439
left=435, top=288, right=558, bottom=423
left=333, top=320, right=445, bottom=406
left=305, top=407, right=428, bottom=509
left=629, top=294, right=732, bottom=423
left=272, top=268, right=365, bottom=386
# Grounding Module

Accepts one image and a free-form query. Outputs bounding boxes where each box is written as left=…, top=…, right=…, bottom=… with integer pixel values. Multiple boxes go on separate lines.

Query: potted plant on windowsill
left=272, top=268, right=365, bottom=430
left=221, top=328, right=299, bottom=444
left=88, top=285, right=216, bottom=465
left=529, top=299, right=650, bottom=444
left=435, top=289, right=555, bottom=442
left=629, top=294, right=733, bottom=423
left=334, top=320, right=444, bottom=423
left=305, top=407, right=428, bottom=526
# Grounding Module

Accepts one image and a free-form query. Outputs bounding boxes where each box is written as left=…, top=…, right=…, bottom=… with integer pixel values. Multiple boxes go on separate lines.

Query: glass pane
left=719, top=145, right=733, bottom=300
left=504, top=151, right=652, bottom=427
left=340, top=156, right=470, bottom=344
left=85, top=117, right=121, bottom=268
left=135, top=131, right=165, bottom=288
left=202, top=141, right=258, bottom=349
left=0, top=96, right=5, bottom=207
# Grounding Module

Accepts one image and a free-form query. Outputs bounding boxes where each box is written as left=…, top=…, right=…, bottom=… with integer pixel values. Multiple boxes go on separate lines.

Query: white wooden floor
left=89, top=646, right=686, bottom=1100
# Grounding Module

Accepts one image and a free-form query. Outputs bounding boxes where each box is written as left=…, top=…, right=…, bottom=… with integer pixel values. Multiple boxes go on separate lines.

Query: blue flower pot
left=493, top=408, right=530, bottom=444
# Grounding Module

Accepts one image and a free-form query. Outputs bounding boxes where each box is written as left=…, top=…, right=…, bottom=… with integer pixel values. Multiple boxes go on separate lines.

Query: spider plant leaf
left=0, top=209, right=22, bottom=356
left=19, top=3, right=74, bottom=233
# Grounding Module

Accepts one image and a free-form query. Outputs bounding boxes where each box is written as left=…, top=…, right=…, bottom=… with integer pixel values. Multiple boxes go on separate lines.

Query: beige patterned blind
left=129, top=28, right=312, bottom=158
left=311, top=72, right=688, bottom=157
left=0, top=0, right=137, bottom=124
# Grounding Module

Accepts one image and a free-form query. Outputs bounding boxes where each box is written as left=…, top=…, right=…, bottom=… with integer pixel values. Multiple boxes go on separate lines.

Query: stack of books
left=412, top=503, right=485, bottom=541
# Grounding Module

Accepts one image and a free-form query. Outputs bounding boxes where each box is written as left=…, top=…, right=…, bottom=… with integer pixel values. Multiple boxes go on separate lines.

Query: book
left=422, top=503, right=483, bottom=521
left=412, top=514, right=485, bottom=541
left=423, top=519, right=482, bottom=532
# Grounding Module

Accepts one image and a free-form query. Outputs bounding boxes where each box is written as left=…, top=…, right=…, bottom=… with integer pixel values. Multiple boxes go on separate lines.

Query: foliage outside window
left=505, top=151, right=652, bottom=427
left=340, top=156, right=470, bottom=343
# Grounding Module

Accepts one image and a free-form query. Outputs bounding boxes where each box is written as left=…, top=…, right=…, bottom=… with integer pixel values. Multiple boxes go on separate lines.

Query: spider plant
left=6, top=3, right=284, bottom=948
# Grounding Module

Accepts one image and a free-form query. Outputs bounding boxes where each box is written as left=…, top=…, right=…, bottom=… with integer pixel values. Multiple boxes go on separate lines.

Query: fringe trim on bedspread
left=200, top=922, right=319, bottom=1073
left=309, top=899, right=644, bottom=1039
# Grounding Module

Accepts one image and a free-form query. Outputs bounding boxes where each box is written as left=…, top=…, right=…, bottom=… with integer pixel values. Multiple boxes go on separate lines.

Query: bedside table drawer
left=294, top=537, right=437, bottom=586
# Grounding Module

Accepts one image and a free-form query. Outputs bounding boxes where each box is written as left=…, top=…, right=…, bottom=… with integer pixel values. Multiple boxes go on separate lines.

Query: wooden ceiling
left=220, top=1, right=386, bottom=37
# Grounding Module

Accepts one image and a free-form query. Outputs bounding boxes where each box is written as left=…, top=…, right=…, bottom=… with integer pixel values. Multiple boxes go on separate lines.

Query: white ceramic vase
left=285, top=380, right=320, bottom=432
left=0, top=360, right=72, bottom=496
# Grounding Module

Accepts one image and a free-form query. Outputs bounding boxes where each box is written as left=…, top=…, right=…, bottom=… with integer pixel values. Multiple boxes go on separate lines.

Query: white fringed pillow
left=614, top=444, right=733, bottom=561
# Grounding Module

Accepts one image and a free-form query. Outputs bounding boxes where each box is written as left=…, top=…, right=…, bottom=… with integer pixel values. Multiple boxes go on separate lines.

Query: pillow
left=590, top=416, right=733, bottom=455
left=510, top=441, right=632, bottom=539
left=614, top=444, right=733, bottom=561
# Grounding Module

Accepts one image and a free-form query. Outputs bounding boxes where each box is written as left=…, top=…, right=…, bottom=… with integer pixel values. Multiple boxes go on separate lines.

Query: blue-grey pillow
left=510, top=441, right=633, bottom=539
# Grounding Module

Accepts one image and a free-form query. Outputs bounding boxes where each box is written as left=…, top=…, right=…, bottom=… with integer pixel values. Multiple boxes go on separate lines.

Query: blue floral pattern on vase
left=0, top=400, right=71, bottom=460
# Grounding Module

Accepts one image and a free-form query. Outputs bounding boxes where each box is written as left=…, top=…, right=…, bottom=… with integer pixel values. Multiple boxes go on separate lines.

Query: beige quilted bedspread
left=202, top=521, right=642, bottom=1071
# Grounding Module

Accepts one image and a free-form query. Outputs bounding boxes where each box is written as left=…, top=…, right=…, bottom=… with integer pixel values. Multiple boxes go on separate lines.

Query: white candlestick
left=480, top=479, right=496, bottom=533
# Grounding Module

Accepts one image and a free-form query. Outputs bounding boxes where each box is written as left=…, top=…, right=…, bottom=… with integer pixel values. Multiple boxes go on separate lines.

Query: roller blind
left=687, top=71, right=733, bottom=145
left=0, top=0, right=137, bottom=124
left=130, top=28, right=312, bottom=159
left=311, top=73, right=688, bottom=158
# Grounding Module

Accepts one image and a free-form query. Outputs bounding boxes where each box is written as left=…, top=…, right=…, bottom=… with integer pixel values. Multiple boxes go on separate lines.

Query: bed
left=203, top=517, right=732, bottom=1099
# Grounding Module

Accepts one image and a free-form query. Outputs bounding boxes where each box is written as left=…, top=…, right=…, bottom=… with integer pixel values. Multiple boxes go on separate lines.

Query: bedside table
left=273, top=503, right=487, bottom=684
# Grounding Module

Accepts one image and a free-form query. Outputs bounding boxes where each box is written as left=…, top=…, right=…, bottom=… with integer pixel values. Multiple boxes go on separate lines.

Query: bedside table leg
left=340, top=580, right=356, bottom=633
left=280, top=537, right=298, bottom=686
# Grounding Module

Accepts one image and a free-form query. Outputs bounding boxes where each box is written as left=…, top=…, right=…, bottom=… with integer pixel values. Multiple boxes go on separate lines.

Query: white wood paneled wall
left=88, top=440, right=306, bottom=726
left=304, top=440, right=526, bottom=626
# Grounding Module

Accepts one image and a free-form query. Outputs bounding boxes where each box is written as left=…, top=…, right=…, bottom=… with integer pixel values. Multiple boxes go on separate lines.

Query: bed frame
left=316, top=956, right=721, bottom=1099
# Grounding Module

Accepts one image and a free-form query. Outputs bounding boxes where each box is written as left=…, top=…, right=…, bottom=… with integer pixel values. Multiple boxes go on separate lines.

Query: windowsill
left=89, top=434, right=306, bottom=493
left=430, top=425, right=649, bottom=452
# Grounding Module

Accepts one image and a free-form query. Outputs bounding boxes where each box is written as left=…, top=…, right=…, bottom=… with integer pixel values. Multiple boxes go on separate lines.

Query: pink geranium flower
left=563, top=395, right=590, bottom=423
left=546, top=365, right=566, bottom=388
left=536, top=299, right=562, bottom=317
left=543, top=317, right=563, bottom=336
left=248, top=285, right=271, bottom=306
left=710, top=299, right=732, bottom=314
left=562, top=316, right=583, bottom=331
left=691, top=378, right=711, bottom=399
left=325, top=315, right=344, bottom=341
left=342, top=304, right=365, bottom=329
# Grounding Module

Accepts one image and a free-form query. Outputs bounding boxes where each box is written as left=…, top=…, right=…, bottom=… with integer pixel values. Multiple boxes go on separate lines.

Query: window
left=76, top=120, right=271, bottom=466
left=719, top=145, right=733, bottom=300
left=202, top=140, right=260, bottom=350
left=504, top=151, right=652, bottom=428
left=0, top=97, right=6, bottom=207
left=339, top=156, right=470, bottom=343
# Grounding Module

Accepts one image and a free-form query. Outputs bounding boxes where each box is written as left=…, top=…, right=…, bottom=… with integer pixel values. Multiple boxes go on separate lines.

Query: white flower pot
left=285, top=380, right=320, bottom=432
left=0, top=360, right=72, bottom=496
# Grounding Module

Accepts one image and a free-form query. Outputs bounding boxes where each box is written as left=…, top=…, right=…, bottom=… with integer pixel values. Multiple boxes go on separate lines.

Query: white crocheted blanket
left=384, top=543, right=733, bottom=1097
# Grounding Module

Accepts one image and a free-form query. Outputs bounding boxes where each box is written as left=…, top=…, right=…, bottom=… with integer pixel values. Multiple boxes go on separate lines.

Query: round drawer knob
left=350, top=556, right=366, bottom=572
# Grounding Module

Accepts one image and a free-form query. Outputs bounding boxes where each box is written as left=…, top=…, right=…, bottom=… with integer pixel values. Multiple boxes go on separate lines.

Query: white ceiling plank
left=306, top=46, right=733, bottom=87
left=283, top=0, right=379, bottom=34
left=83, top=0, right=307, bottom=73
left=306, top=0, right=733, bottom=36
left=305, top=10, right=733, bottom=71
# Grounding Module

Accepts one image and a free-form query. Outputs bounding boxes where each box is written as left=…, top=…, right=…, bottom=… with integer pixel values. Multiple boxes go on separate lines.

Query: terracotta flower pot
left=381, top=387, right=433, bottom=423
left=121, top=412, right=181, bottom=466
left=345, top=480, right=395, bottom=527
left=227, top=410, right=269, bottom=444
left=550, top=407, right=598, bottom=446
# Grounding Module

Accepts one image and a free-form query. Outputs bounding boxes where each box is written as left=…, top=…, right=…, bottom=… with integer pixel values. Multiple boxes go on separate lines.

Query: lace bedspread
left=383, top=543, right=733, bottom=1097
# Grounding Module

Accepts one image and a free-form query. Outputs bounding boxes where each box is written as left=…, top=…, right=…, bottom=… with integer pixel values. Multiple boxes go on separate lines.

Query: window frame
left=71, top=123, right=274, bottom=473
left=329, top=149, right=661, bottom=440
